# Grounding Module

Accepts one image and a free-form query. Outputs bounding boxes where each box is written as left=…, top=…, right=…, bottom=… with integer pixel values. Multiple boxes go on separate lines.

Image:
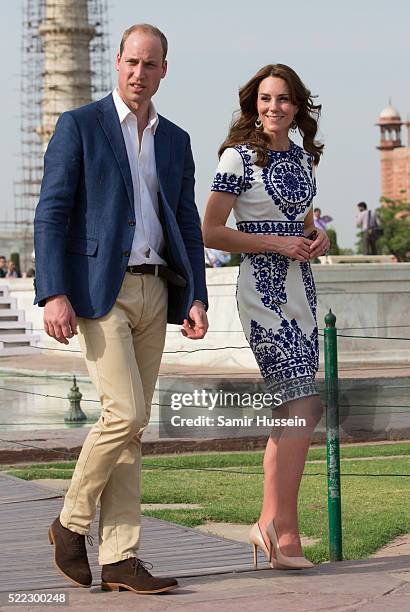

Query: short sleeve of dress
left=211, top=147, right=244, bottom=196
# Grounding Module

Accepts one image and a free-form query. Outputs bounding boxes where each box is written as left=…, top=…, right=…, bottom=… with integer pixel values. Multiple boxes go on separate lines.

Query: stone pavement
left=1, top=477, right=409, bottom=612
left=0, top=556, right=409, bottom=611
left=2, top=473, right=408, bottom=612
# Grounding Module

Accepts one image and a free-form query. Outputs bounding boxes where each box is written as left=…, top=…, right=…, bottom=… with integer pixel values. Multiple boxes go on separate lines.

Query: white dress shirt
left=356, top=209, right=373, bottom=231
left=112, top=88, right=167, bottom=266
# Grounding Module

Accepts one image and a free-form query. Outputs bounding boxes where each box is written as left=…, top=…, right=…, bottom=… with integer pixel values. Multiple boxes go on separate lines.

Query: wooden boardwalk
left=0, top=473, right=269, bottom=592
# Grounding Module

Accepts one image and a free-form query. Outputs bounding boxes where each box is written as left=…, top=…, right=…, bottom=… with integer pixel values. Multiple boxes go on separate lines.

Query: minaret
left=12, top=0, right=111, bottom=272
left=404, top=118, right=410, bottom=148
left=376, top=102, right=405, bottom=202
left=37, top=0, right=96, bottom=149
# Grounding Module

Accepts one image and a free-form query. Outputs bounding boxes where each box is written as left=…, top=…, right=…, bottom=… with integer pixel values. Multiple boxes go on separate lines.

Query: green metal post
left=324, top=309, right=343, bottom=561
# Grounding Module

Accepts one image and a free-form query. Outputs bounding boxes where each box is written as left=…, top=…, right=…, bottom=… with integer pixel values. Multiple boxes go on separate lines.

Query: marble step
left=0, top=333, right=40, bottom=346
left=0, top=296, right=17, bottom=309
left=0, top=320, right=33, bottom=331
left=0, top=345, right=40, bottom=357
left=0, top=310, right=25, bottom=322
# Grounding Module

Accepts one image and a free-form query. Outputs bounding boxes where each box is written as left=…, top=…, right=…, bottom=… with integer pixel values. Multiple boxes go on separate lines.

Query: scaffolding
left=89, top=0, right=112, bottom=101
left=13, top=0, right=111, bottom=271
left=13, top=0, right=44, bottom=268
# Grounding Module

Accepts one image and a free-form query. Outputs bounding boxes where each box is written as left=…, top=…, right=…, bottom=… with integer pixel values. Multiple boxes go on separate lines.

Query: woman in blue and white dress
left=203, top=64, right=330, bottom=570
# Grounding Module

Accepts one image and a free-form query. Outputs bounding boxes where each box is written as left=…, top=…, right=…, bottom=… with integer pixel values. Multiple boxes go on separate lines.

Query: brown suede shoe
left=48, top=517, right=93, bottom=587
left=101, top=558, right=178, bottom=594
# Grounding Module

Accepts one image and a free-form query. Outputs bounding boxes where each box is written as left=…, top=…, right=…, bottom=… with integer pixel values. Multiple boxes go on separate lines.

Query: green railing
left=324, top=309, right=343, bottom=561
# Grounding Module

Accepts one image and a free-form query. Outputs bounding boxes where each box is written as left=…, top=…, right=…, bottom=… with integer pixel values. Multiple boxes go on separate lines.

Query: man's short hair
left=357, top=201, right=367, bottom=210
left=314, top=207, right=321, bottom=214
left=119, top=24, right=168, bottom=61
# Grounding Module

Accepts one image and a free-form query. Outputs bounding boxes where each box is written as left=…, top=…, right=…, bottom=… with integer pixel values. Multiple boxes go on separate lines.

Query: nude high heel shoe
left=266, top=520, right=314, bottom=570
left=248, top=523, right=273, bottom=568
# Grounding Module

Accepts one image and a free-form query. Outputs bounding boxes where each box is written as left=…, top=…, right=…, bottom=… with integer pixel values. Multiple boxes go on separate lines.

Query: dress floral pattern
left=211, top=141, right=319, bottom=403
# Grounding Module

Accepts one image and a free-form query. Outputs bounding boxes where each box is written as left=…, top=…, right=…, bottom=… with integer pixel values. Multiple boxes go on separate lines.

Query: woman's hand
left=308, top=229, right=330, bottom=259
left=268, top=236, right=313, bottom=262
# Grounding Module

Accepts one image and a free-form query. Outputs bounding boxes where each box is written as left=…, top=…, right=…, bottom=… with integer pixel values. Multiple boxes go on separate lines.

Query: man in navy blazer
left=35, top=24, right=208, bottom=595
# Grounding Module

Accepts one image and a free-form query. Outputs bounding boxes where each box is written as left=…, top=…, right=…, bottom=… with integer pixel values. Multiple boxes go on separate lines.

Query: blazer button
left=128, top=220, right=136, bottom=226
left=123, top=250, right=130, bottom=257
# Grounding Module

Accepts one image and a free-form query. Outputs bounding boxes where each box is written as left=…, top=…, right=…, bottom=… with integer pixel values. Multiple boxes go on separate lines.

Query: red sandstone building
left=377, top=103, right=410, bottom=204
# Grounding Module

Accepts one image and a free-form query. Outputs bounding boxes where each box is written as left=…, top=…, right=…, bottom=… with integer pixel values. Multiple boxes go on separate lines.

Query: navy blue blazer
left=33, top=93, right=207, bottom=324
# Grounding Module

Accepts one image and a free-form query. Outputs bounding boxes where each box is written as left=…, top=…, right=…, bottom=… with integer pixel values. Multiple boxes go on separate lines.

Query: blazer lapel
left=97, top=94, right=134, bottom=210
left=154, top=117, right=171, bottom=194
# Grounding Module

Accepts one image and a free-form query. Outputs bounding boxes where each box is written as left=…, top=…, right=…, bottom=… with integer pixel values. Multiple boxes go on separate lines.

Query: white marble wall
left=2, top=262, right=410, bottom=368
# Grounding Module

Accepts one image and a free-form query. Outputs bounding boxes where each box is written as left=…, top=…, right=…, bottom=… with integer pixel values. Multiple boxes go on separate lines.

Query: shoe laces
left=86, top=535, right=95, bottom=547
left=131, top=558, right=153, bottom=576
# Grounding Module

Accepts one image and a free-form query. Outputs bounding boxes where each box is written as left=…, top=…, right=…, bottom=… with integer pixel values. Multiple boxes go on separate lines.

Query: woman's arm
left=203, top=192, right=313, bottom=262
left=304, top=207, right=317, bottom=237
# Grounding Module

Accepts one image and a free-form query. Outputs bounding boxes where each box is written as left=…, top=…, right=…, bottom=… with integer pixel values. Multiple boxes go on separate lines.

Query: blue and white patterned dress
left=211, top=141, right=319, bottom=404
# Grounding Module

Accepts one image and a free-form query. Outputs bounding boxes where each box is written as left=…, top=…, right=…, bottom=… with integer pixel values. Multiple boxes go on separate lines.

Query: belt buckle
left=129, top=266, right=143, bottom=276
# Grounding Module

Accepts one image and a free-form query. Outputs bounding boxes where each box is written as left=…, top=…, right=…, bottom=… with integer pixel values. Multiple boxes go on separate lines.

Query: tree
left=228, top=253, right=241, bottom=266
left=10, top=252, right=21, bottom=275
left=326, top=228, right=340, bottom=255
left=377, top=197, right=410, bottom=262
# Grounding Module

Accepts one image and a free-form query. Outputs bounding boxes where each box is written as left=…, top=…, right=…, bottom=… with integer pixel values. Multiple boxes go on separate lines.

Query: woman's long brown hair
left=219, top=64, right=323, bottom=166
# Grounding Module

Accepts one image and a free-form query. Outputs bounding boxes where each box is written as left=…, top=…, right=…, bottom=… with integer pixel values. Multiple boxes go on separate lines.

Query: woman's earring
left=255, top=117, right=262, bottom=129
left=290, top=119, right=298, bottom=132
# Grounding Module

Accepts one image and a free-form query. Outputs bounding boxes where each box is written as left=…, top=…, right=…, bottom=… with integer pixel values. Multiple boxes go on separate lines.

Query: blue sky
left=1, top=0, right=409, bottom=247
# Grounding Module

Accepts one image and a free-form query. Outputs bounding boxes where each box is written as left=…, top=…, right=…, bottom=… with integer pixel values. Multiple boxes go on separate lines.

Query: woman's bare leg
left=258, top=394, right=323, bottom=557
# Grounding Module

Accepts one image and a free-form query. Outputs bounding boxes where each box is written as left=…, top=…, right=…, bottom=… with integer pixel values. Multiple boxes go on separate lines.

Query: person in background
left=313, top=207, right=332, bottom=231
left=6, top=261, right=21, bottom=278
left=25, top=268, right=36, bottom=278
left=0, top=256, right=7, bottom=278
left=356, top=201, right=380, bottom=255
left=205, top=248, right=231, bottom=267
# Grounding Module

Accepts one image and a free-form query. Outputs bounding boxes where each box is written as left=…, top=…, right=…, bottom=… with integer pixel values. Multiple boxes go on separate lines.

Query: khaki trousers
left=59, top=272, right=168, bottom=564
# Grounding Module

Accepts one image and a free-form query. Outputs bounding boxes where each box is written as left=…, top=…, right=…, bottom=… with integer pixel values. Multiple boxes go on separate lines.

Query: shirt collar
left=112, top=88, right=159, bottom=134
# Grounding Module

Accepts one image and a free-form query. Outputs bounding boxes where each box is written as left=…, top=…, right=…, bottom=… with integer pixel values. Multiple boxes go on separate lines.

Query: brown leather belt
left=126, top=264, right=187, bottom=287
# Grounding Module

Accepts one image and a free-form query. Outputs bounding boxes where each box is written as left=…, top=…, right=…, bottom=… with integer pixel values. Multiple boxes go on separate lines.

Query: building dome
left=379, top=103, right=401, bottom=120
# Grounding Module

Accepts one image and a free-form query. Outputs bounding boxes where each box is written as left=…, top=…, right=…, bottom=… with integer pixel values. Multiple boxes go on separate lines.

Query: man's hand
left=44, top=295, right=77, bottom=345
left=181, top=301, right=209, bottom=339
left=309, top=229, right=330, bottom=259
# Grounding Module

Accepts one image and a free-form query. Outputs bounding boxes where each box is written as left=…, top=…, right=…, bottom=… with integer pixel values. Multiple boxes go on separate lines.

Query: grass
left=5, top=442, right=410, bottom=479
left=140, top=457, right=410, bottom=563
left=4, top=442, right=410, bottom=563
